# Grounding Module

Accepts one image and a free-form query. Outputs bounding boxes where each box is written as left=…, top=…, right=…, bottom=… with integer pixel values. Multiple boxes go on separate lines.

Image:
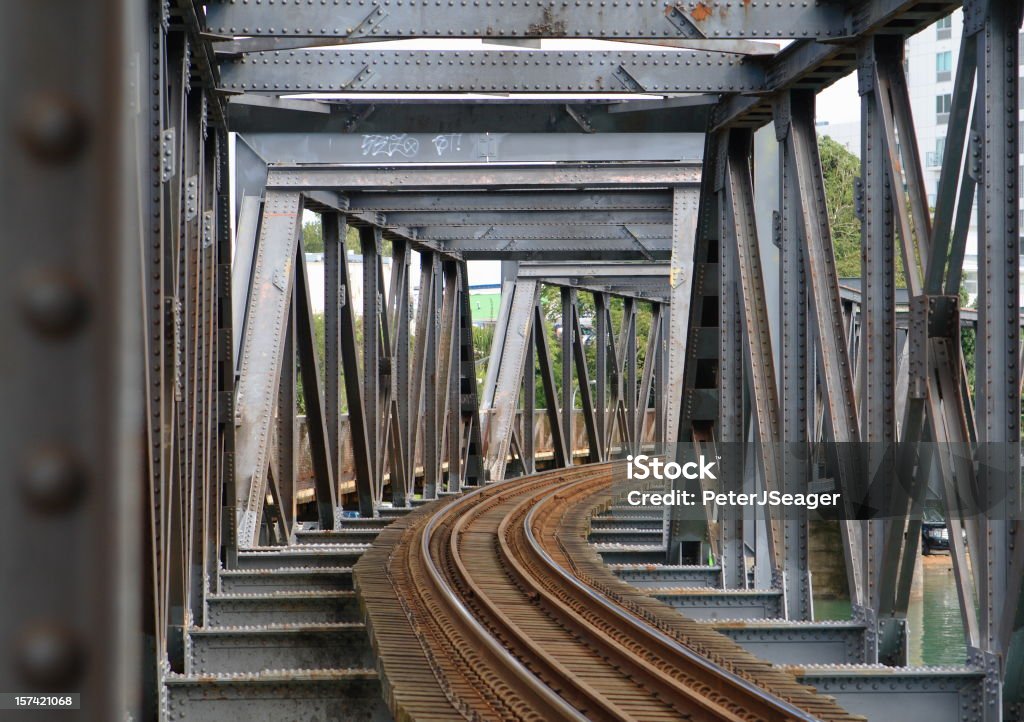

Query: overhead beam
left=219, top=50, right=766, bottom=95
left=381, top=209, right=671, bottom=227
left=429, top=239, right=671, bottom=260
left=413, top=223, right=673, bottom=241
left=204, top=0, right=846, bottom=40
left=347, top=190, right=674, bottom=213
left=267, top=164, right=700, bottom=191
left=239, top=131, right=705, bottom=164
left=227, top=98, right=715, bottom=134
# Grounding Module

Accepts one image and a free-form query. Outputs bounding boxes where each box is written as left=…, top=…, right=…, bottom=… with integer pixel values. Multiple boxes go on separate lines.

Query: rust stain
left=690, top=2, right=713, bottom=22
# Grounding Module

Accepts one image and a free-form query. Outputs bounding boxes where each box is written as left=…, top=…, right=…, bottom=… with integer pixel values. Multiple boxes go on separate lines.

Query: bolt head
left=21, top=270, right=89, bottom=338
left=18, top=94, right=89, bottom=165
left=21, top=445, right=86, bottom=514
left=16, top=622, right=84, bottom=690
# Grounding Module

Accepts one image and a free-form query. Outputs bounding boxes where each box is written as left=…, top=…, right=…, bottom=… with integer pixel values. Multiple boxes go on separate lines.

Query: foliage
left=301, top=218, right=362, bottom=255
left=818, top=136, right=862, bottom=280
left=819, top=135, right=907, bottom=288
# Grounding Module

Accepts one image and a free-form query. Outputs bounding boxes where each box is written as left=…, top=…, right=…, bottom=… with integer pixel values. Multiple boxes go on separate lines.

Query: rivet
left=20, top=445, right=86, bottom=514
left=21, top=269, right=90, bottom=338
left=17, top=93, right=90, bottom=165
left=16, top=622, right=84, bottom=690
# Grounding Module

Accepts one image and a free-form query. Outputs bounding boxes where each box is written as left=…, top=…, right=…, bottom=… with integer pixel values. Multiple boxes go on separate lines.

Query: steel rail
left=520, top=475, right=822, bottom=722
left=417, top=479, right=589, bottom=721
left=406, top=463, right=841, bottom=721
left=444, top=470, right=638, bottom=720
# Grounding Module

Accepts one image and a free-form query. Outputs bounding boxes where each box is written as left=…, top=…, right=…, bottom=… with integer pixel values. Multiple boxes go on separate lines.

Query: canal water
left=815, top=554, right=966, bottom=666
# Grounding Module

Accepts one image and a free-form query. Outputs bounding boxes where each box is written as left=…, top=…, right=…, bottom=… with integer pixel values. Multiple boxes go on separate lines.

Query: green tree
left=819, top=135, right=908, bottom=288
left=301, top=217, right=363, bottom=254
left=818, top=136, right=862, bottom=280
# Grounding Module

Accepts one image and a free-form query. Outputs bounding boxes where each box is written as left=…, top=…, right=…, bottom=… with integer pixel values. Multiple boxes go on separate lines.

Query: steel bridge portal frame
left=9, top=0, right=1024, bottom=719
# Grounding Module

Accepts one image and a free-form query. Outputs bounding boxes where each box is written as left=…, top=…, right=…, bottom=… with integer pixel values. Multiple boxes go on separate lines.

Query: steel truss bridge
left=4, top=0, right=1024, bottom=720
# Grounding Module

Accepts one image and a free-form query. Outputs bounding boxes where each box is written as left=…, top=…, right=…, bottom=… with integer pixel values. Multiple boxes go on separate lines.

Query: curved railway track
left=360, top=463, right=863, bottom=721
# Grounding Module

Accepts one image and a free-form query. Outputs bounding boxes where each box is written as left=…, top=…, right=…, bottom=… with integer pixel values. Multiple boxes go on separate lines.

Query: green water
left=814, top=556, right=966, bottom=666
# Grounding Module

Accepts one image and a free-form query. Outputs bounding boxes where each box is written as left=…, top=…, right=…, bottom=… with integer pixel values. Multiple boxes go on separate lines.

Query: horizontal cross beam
left=239, top=131, right=705, bottom=164
left=267, top=164, right=700, bottom=190
left=219, top=50, right=765, bottom=94
left=347, top=190, right=674, bottom=213
left=227, top=98, right=715, bottom=134
left=385, top=209, right=670, bottom=227
left=428, top=238, right=671, bottom=260
left=413, top=223, right=673, bottom=241
left=204, top=0, right=848, bottom=41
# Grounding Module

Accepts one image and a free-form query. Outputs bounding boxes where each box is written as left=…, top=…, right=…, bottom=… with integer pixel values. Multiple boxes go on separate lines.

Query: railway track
left=358, top=463, right=864, bottom=721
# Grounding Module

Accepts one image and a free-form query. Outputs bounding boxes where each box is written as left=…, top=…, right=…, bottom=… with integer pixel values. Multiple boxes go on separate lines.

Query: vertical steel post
left=330, top=215, right=374, bottom=517
left=975, top=0, right=1022, bottom=694
left=595, top=293, right=608, bottom=461
left=774, top=95, right=813, bottom=621
left=561, top=287, right=574, bottom=463
left=324, top=214, right=345, bottom=491
left=725, top=128, right=783, bottom=577
left=717, top=131, right=746, bottom=586
left=618, top=296, right=634, bottom=450
left=275, top=297, right=296, bottom=536
left=360, top=227, right=381, bottom=502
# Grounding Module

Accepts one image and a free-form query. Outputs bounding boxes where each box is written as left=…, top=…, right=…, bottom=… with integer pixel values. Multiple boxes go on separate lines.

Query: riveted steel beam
left=240, top=131, right=705, bottom=165
left=219, top=50, right=766, bottom=95
left=973, top=2, right=1023, bottom=706
left=724, top=128, right=783, bottom=576
left=268, top=164, right=700, bottom=191
left=782, top=91, right=867, bottom=610
left=228, top=98, right=716, bottom=134
left=387, top=210, right=671, bottom=227
left=481, top=278, right=538, bottom=481
left=414, top=223, right=673, bottom=242
left=348, top=190, right=675, bottom=214
left=205, top=0, right=845, bottom=41
left=775, top=96, right=812, bottom=622
left=294, top=241, right=340, bottom=529
left=234, top=191, right=303, bottom=548
left=665, top=186, right=700, bottom=445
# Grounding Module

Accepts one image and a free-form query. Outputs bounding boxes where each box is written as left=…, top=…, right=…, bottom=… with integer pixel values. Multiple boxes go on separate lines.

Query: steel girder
left=267, top=164, right=700, bottom=191
left=722, top=129, right=783, bottom=579
left=777, top=92, right=868, bottom=615
left=665, top=187, right=701, bottom=445
left=1, top=0, right=148, bottom=717
left=227, top=98, right=716, bottom=134
left=234, top=192, right=345, bottom=545
left=222, top=48, right=770, bottom=94
left=347, top=190, right=674, bottom=213
left=239, top=131, right=705, bottom=165
left=974, top=2, right=1024, bottom=712
left=219, top=49, right=765, bottom=95
left=776, top=99, right=813, bottom=623
left=204, top=0, right=848, bottom=41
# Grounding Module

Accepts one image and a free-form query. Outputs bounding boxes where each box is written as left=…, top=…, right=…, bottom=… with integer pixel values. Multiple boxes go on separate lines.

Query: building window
left=936, top=93, right=951, bottom=124
left=927, top=137, right=946, bottom=168
left=936, top=50, right=952, bottom=81
left=937, top=15, right=952, bottom=40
